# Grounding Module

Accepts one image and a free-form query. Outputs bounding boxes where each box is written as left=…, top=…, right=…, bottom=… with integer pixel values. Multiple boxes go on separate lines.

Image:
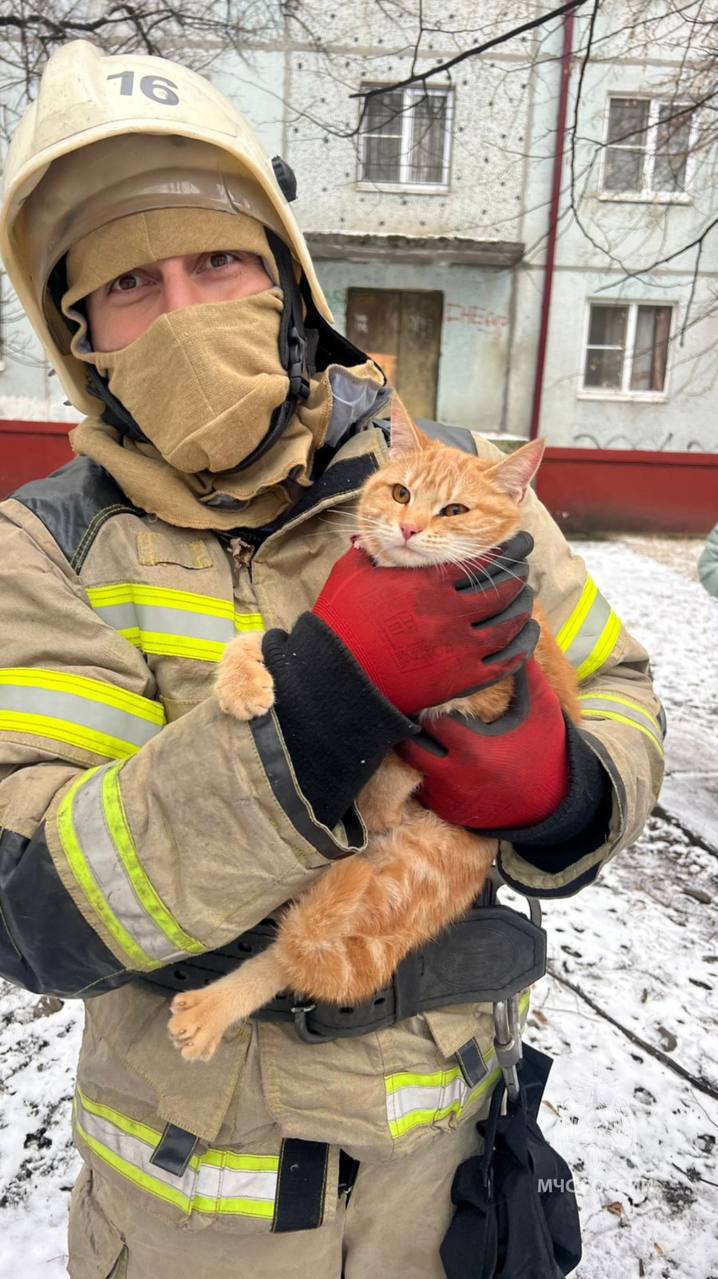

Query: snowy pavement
left=0, top=535, right=716, bottom=1278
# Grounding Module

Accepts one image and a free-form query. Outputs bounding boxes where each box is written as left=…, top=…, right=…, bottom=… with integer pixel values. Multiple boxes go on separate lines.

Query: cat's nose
left=400, top=523, right=420, bottom=541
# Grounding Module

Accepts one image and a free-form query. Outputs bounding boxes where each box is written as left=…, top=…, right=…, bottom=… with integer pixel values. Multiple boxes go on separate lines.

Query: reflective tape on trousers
left=555, top=576, right=621, bottom=682
left=578, top=692, right=665, bottom=754
left=56, top=765, right=205, bottom=969
left=87, top=583, right=263, bottom=662
left=74, top=1089, right=279, bottom=1218
left=0, top=667, right=165, bottom=760
left=385, top=993, right=530, bottom=1140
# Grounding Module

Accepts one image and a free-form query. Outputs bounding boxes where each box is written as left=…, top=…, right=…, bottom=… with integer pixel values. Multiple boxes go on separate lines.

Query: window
left=359, top=86, right=453, bottom=188
left=582, top=302, right=672, bottom=396
left=602, top=97, right=694, bottom=197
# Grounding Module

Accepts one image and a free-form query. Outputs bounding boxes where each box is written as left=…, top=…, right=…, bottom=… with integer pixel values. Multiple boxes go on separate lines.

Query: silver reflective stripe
left=556, top=576, right=621, bottom=682
left=578, top=693, right=665, bottom=754
left=71, top=768, right=187, bottom=965
left=75, top=1092, right=278, bottom=1217
left=93, top=601, right=234, bottom=645
left=386, top=1071, right=469, bottom=1133
left=0, top=682, right=160, bottom=750
left=385, top=1059, right=501, bottom=1139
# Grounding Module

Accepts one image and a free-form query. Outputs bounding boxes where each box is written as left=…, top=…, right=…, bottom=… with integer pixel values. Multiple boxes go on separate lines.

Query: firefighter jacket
left=0, top=421, right=665, bottom=1231
left=698, top=522, right=718, bottom=599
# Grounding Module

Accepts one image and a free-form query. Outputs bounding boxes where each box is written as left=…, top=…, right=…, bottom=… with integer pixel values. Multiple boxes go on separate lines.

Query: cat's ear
left=487, top=439, right=546, bottom=504
left=389, top=395, right=429, bottom=457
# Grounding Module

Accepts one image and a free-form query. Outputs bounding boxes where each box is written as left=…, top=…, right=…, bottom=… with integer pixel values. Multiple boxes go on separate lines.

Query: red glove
left=312, top=534, right=536, bottom=716
left=398, top=659, right=570, bottom=828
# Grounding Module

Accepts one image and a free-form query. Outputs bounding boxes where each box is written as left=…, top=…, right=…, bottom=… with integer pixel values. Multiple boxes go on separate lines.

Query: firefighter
left=0, top=42, right=664, bottom=1279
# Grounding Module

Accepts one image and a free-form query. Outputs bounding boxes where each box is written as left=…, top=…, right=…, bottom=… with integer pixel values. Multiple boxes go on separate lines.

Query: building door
left=346, top=289, right=443, bottom=419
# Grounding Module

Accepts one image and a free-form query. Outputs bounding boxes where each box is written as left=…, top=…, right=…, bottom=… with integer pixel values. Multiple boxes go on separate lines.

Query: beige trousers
left=69, top=1116, right=483, bottom=1279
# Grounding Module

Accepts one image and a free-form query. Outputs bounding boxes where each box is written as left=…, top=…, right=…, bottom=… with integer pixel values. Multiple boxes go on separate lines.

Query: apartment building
left=1, top=1, right=716, bottom=455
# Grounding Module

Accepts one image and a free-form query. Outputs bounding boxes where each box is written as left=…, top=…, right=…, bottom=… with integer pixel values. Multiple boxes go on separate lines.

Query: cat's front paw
left=168, top=990, right=232, bottom=1063
left=215, top=633, right=275, bottom=720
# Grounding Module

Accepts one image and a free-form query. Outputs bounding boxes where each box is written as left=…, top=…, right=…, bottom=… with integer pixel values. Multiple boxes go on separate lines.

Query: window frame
left=599, top=94, right=696, bottom=203
left=357, top=83, right=454, bottom=194
left=578, top=299, right=674, bottom=402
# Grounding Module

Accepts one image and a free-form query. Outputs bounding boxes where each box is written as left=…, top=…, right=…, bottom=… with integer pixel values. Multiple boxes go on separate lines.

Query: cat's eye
left=439, top=503, right=469, bottom=517
left=392, top=484, right=411, bottom=504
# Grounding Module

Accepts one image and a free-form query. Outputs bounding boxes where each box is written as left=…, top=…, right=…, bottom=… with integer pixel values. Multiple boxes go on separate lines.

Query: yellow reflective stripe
left=124, top=631, right=227, bottom=663
left=57, top=772, right=152, bottom=968
left=75, top=1113, right=194, bottom=1214
left=555, top=576, right=598, bottom=653
left=101, top=766, right=205, bottom=956
left=385, top=1066, right=462, bottom=1095
left=117, top=625, right=261, bottom=660
left=0, top=711, right=140, bottom=761
left=87, top=584, right=262, bottom=658
left=581, top=709, right=664, bottom=754
left=199, top=1150, right=280, bottom=1173
left=575, top=610, right=622, bottom=682
left=77, top=1089, right=279, bottom=1175
left=191, top=1195, right=274, bottom=1218
left=86, top=583, right=235, bottom=620
left=385, top=993, right=530, bottom=1139
left=234, top=613, right=264, bottom=633
left=388, top=1069, right=502, bottom=1139
left=75, top=1090, right=278, bottom=1218
left=0, top=669, right=165, bottom=723
left=78, top=1088, right=160, bottom=1148
left=578, top=692, right=662, bottom=734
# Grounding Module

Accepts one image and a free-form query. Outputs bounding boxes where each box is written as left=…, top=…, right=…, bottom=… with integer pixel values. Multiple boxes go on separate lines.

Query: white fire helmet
left=0, top=40, right=332, bottom=416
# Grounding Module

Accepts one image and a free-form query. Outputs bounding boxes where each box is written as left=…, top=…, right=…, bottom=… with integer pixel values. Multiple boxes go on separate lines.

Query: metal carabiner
left=290, top=1002, right=336, bottom=1044
left=493, top=993, right=523, bottom=1102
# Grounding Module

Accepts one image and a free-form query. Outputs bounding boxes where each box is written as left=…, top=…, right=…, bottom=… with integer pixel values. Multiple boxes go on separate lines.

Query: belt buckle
left=291, top=1001, right=336, bottom=1044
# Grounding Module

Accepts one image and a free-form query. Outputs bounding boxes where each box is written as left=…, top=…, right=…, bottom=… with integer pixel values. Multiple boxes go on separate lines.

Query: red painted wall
left=0, top=420, right=74, bottom=497
left=536, top=446, right=718, bottom=535
left=0, top=423, right=716, bottom=535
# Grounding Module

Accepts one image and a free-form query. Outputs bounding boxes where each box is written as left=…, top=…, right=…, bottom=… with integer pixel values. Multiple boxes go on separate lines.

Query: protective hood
left=0, top=40, right=334, bottom=416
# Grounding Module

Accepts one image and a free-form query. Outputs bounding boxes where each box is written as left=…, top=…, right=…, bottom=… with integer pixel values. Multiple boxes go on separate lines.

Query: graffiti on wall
left=445, top=302, right=508, bottom=331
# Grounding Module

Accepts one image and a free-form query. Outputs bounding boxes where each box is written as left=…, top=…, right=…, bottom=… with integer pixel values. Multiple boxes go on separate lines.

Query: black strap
left=149, top=1122, right=198, bottom=1176
left=139, top=904, right=547, bottom=1042
left=455, top=1038, right=490, bottom=1089
left=272, top=1138, right=330, bottom=1233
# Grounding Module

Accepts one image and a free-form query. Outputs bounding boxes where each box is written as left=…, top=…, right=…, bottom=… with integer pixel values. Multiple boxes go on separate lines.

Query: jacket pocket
left=68, top=1166, right=126, bottom=1279
left=136, top=531, right=214, bottom=569
left=378, top=1007, right=500, bottom=1155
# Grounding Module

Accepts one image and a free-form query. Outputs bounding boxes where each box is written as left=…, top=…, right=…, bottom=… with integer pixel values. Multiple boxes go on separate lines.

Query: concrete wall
left=316, top=258, right=513, bottom=431
left=507, top=6, right=718, bottom=451
left=1, top=1, right=716, bottom=454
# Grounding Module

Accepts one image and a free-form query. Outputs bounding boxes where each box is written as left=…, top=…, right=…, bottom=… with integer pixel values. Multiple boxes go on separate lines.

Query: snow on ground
left=0, top=535, right=716, bottom=1278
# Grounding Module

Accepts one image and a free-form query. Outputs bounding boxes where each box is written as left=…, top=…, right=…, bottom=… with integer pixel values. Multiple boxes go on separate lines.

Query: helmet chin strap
left=48, top=232, right=316, bottom=465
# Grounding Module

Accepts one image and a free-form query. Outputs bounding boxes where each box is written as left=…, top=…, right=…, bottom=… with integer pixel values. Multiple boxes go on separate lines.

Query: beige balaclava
left=65, top=208, right=382, bottom=528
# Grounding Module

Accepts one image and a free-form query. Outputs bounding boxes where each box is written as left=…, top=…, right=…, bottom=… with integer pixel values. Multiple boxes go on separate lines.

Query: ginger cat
left=168, top=400, right=580, bottom=1062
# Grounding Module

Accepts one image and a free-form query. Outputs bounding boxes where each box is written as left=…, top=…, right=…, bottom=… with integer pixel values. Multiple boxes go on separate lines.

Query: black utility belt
left=139, top=903, right=546, bottom=1043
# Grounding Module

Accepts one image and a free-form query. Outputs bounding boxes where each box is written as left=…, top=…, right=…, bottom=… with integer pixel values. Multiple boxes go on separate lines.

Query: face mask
left=91, top=292, right=300, bottom=474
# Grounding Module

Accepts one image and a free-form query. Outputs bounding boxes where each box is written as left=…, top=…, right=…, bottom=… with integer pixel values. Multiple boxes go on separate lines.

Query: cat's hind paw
left=214, top=632, right=275, bottom=720
left=168, top=989, right=234, bottom=1063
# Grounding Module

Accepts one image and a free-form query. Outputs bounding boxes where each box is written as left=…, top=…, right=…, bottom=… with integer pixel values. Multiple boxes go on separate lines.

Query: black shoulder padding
left=416, top=419, right=478, bottom=455
left=11, top=457, right=138, bottom=570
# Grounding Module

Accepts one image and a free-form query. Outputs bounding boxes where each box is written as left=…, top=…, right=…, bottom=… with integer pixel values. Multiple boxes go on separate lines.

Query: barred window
left=583, top=302, right=672, bottom=396
left=359, top=86, right=453, bottom=188
left=603, top=97, right=694, bottom=196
